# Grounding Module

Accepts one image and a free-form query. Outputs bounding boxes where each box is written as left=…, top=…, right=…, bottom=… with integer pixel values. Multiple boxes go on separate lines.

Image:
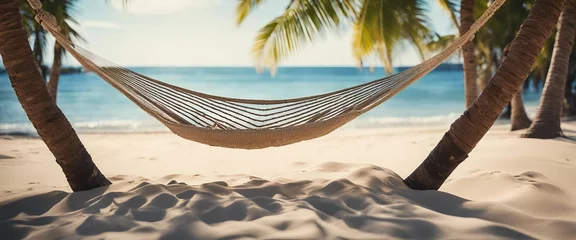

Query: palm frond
left=251, top=0, right=357, bottom=73
left=400, top=0, right=431, bottom=61
left=236, top=0, right=266, bottom=26
left=32, top=25, right=47, bottom=65
left=426, top=33, right=456, bottom=52
left=352, top=0, right=430, bottom=74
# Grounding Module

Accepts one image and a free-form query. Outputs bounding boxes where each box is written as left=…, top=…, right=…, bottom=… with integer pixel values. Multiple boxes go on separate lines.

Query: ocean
left=0, top=67, right=543, bottom=134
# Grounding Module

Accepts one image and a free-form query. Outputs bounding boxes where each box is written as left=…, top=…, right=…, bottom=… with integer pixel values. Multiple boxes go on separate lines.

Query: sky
left=47, top=0, right=458, bottom=67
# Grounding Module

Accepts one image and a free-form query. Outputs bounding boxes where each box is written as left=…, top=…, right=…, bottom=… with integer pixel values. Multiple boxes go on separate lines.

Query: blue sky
left=52, top=0, right=457, bottom=67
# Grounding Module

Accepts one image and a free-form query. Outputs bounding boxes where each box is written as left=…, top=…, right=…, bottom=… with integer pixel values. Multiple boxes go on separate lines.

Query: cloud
left=110, top=0, right=221, bottom=15
left=81, top=20, right=119, bottom=29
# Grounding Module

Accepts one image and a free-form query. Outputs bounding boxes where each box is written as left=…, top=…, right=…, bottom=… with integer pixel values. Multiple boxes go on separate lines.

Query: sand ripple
left=1, top=164, right=575, bottom=239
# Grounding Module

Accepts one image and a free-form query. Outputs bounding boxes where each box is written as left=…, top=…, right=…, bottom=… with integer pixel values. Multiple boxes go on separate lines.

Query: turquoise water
left=0, top=67, right=543, bottom=134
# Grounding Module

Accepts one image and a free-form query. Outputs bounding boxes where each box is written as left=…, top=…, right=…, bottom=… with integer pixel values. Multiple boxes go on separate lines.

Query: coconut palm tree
left=47, top=43, right=63, bottom=99
left=236, top=0, right=459, bottom=75
left=522, top=1, right=576, bottom=139
left=510, top=91, right=532, bottom=130
left=0, top=0, right=111, bottom=191
left=19, top=0, right=49, bottom=79
left=19, top=0, right=84, bottom=101
left=44, top=0, right=84, bottom=101
left=404, top=0, right=565, bottom=190
left=474, top=0, right=536, bottom=130
left=531, top=35, right=555, bottom=89
left=460, top=0, right=478, bottom=108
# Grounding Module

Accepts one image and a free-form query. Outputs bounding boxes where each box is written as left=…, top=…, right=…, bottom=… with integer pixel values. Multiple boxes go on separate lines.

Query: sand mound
left=2, top=164, right=575, bottom=240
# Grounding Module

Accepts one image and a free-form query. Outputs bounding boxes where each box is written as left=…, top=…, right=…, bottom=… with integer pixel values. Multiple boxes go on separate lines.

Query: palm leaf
left=235, top=0, right=266, bottom=26
left=251, top=0, right=357, bottom=73
left=352, top=0, right=430, bottom=74
left=32, top=25, right=47, bottom=65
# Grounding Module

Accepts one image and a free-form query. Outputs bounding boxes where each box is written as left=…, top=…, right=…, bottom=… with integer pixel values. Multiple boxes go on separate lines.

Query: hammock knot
left=27, top=0, right=43, bottom=11
left=34, top=12, right=58, bottom=32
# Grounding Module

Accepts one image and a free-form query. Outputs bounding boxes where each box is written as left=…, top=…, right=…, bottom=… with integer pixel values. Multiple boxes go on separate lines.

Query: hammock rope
left=27, top=0, right=506, bottom=149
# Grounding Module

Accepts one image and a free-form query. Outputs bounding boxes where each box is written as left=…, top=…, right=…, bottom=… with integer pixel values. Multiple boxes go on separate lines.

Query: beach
left=0, top=65, right=573, bottom=239
left=1, top=0, right=575, bottom=238
left=1, top=122, right=575, bottom=239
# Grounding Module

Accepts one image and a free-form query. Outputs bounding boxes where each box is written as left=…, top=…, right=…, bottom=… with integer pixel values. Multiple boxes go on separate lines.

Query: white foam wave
left=73, top=120, right=144, bottom=129
left=0, top=120, right=167, bottom=134
left=350, top=113, right=461, bottom=129
left=72, top=120, right=167, bottom=133
left=1, top=112, right=514, bottom=134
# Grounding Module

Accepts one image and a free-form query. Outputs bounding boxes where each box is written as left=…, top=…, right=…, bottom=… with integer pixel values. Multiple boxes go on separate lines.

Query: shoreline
left=5, top=118, right=573, bottom=138
left=1, top=122, right=574, bottom=192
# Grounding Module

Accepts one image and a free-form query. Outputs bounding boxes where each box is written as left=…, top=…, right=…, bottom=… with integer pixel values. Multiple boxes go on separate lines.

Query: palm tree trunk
left=0, top=0, right=111, bottom=191
left=460, top=0, right=478, bottom=108
left=47, top=42, right=62, bottom=101
left=404, top=0, right=565, bottom=190
left=510, top=89, right=532, bottom=131
left=522, top=2, right=576, bottom=139
left=492, top=50, right=513, bottom=120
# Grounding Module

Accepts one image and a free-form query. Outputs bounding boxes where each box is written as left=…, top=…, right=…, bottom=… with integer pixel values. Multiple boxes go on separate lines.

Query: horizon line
left=54, top=63, right=463, bottom=69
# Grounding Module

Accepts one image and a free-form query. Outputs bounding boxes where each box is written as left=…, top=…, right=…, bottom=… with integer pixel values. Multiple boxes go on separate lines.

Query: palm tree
left=236, top=0, right=458, bottom=75
left=0, top=0, right=111, bottom=191
left=44, top=0, right=84, bottom=101
left=460, top=0, right=478, bottom=108
left=48, top=42, right=63, bottom=99
left=510, top=91, right=532, bottom=130
left=19, top=0, right=49, bottom=79
left=530, top=35, right=555, bottom=89
left=522, top=1, right=576, bottom=139
left=506, top=41, right=532, bottom=131
left=404, top=0, right=565, bottom=190
left=19, top=0, right=84, bottom=101
left=474, top=0, right=536, bottom=130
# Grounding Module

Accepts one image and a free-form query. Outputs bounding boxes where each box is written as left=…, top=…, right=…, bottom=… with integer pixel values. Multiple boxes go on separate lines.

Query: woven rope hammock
left=28, top=0, right=506, bottom=149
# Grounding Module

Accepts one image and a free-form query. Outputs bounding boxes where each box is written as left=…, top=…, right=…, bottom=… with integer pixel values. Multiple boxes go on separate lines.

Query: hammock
left=27, top=0, right=506, bottom=149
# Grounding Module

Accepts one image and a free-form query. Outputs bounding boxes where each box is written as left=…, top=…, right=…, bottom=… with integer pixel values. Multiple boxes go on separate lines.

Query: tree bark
left=510, top=89, right=532, bottom=131
left=460, top=0, right=479, bottom=108
left=0, top=0, right=111, bottom=191
left=47, top=41, right=62, bottom=101
left=404, top=0, right=565, bottom=190
left=522, top=2, right=576, bottom=139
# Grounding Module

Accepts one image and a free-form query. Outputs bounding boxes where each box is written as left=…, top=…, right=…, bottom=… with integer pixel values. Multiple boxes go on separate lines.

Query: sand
left=0, top=123, right=575, bottom=239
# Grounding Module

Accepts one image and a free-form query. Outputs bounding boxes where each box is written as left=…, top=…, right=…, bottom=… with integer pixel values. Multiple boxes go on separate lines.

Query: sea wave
left=0, top=120, right=167, bottom=135
left=349, top=113, right=461, bottom=128
left=0, top=113, right=517, bottom=135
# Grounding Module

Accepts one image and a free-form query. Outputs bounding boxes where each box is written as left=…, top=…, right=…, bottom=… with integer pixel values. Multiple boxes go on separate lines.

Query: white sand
left=0, top=123, right=575, bottom=239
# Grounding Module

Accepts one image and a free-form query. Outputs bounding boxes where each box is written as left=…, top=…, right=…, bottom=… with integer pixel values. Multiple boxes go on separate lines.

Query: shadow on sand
left=1, top=165, right=572, bottom=239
